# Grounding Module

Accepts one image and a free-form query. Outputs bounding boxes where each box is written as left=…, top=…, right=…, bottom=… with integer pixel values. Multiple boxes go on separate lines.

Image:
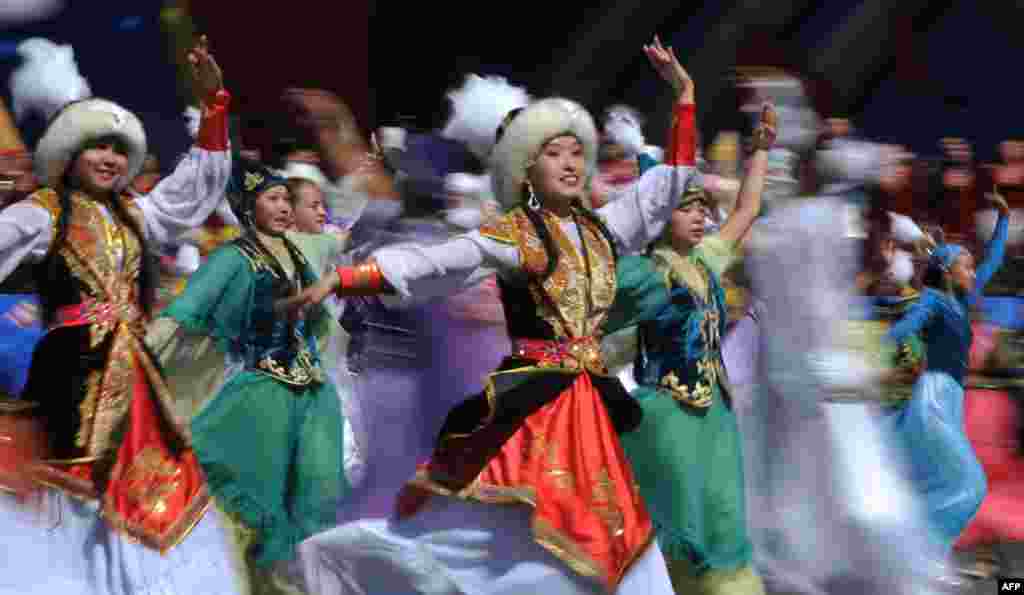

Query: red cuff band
left=196, top=90, right=231, bottom=151
left=666, top=103, right=697, bottom=166
left=335, top=263, right=386, bottom=296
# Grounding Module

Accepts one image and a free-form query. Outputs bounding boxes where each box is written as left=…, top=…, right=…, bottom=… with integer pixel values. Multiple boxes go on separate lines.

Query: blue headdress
left=226, top=157, right=287, bottom=227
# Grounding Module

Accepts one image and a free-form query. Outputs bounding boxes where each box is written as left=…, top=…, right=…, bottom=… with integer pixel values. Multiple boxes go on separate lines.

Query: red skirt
left=399, top=371, right=652, bottom=591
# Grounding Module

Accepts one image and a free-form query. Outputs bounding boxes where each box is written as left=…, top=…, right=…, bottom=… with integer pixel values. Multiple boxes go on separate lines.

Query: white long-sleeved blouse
left=373, top=164, right=697, bottom=303
left=0, top=146, right=231, bottom=283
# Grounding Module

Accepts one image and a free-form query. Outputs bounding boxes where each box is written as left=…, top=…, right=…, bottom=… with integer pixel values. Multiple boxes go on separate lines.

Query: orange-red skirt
left=399, top=371, right=652, bottom=591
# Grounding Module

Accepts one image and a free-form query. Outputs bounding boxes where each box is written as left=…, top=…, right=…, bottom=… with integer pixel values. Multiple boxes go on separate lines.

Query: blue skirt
left=0, top=294, right=44, bottom=398
left=879, top=371, right=987, bottom=552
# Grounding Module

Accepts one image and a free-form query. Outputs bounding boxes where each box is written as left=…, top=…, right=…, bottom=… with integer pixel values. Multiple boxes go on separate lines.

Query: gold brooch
left=244, top=171, right=265, bottom=192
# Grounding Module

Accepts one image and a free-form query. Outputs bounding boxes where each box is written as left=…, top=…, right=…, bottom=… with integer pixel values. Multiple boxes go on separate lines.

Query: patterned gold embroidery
left=75, top=370, right=103, bottom=448
left=510, top=208, right=616, bottom=340
left=660, top=370, right=713, bottom=409
left=244, top=171, right=265, bottom=192
left=256, top=348, right=325, bottom=387
left=478, top=212, right=518, bottom=245
left=123, top=446, right=182, bottom=516
left=592, top=468, right=625, bottom=537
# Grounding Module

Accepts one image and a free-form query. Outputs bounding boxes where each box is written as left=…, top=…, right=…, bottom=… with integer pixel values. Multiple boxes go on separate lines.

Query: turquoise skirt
left=621, top=384, right=752, bottom=575
left=191, top=370, right=347, bottom=566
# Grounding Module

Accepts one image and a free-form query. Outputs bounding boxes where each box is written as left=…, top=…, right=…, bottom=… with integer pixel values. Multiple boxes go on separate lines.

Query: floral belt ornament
left=513, top=336, right=608, bottom=375
left=658, top=361, right=718, bottom=409
left=257, top=348, right=324, bottom=387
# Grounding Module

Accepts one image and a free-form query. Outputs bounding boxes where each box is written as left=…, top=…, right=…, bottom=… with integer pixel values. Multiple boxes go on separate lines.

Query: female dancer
left=0, top=37, right=243, bottom=595
left=606, top=103, right=775, bottom=595
left=148, top=158, right=349, bottom=593
left=293, top=37, right=697, bottom=595
left=882, top=189, right=1010, bottom=557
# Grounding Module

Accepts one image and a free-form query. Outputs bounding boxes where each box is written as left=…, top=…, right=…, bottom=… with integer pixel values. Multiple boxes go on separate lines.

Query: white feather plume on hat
left=816, top=138, right=884, bottom=193
left=489, top=97, right=599, bottom=210
left=441, top=74, right=531, bottom=161
left=10, top=38, right=91, bottom=124
left=34, top=98, right=146, bottom=190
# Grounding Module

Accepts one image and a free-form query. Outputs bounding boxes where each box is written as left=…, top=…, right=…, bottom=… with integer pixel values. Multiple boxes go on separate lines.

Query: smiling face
left=252, top=185, right=293, bottom=235
left=69, top=137, right=129, bottom=194
left=527, top=135, right=585, bottom=211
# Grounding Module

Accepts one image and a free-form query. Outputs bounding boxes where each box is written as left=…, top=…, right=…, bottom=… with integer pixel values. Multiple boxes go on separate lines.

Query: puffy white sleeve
left=134, top=147, right=232, bottom=245
left=372, top=230, right=518, bottom=305
left=0, top=201, right=53, bottom=283
left=598, top=164, right=698, bottom=254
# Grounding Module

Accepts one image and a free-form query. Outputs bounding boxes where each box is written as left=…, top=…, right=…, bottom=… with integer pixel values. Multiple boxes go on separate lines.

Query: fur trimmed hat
left=489, top=97, right=599, bottom=209
left=34, top=98, right=146, bottom=191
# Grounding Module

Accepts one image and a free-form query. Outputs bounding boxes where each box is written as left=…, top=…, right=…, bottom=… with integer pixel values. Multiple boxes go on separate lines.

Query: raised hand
left=281, top=88, right=360, bottom=142
left=643, top=35, right=693, bottom=103
left=987, top=185, right=1011, bottom=217
left=187, top=35, right=223, bottom=104
left=751, top=103, right=778, bottom=151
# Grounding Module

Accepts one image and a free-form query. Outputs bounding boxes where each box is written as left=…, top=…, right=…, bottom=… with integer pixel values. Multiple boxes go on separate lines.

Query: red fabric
left=666, top=103, right=696, bottom=166
left=196, top=90, right=231, bottom=151
left=102, top=355, right=206, bottom=544
left=399, top=372, right=652, bottom=589
left=957, top=389, right=1024, bottom=548
left=337, top=266, right=355, bottom=292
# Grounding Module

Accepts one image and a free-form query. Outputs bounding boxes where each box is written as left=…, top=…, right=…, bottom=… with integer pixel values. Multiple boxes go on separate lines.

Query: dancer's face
left=290, top=182, right=327, bottom=234
left=669, top=199, right=708, bottom=251
left=529, top=135, right=585, bottom=210
left=70, top=137, right=128, bottom=194
left=253, top=185, right=293, bottom=235
left=950, top=251, right=976, bottom=292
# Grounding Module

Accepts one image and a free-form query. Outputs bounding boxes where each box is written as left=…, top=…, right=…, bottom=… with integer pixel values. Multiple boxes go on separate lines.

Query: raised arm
left=284, top=228, right=515, bottom=315
left=716, top=104, right=776, bottom=245
left=598, top=37, right=699, bottom=254
left=973, top=190, right=1011, bottom=298
left=135, top=37, right=232, bottom=245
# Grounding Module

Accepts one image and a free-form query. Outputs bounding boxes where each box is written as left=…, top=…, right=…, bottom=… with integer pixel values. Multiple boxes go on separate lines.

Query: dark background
left=0, top=0, right=1021, bottom=171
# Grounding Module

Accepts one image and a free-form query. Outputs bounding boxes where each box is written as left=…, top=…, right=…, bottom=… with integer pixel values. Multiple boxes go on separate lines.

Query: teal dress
left=606, top=239, right=751, bottom=576
left=161, top=234, right=347, bottom=566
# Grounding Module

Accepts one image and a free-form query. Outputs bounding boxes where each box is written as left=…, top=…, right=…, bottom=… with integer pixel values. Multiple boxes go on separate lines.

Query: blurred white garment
left=10, top=37, right=90, bottom=123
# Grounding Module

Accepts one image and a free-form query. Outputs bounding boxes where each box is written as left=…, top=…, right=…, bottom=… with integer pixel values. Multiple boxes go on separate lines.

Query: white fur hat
left=489, top=97, right=598, bottom=209
left=441, top=74, right=531, bottom=162
left=34, top=98, right=146, bottom=190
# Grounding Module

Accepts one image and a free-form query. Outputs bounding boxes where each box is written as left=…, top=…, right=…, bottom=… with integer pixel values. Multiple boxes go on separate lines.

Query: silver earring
left=526, top=183, right=540, bottom=211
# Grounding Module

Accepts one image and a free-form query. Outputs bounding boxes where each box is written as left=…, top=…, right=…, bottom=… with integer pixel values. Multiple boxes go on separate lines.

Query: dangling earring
left=526, top=182, right=540, bottom=211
